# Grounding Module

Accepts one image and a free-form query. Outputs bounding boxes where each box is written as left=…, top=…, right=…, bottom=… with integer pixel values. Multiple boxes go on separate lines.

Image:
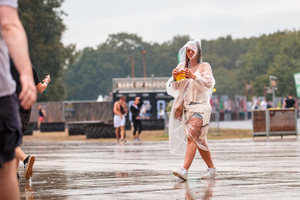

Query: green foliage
left=18, top=0, right=71, bottom=101
left=18, top=2, right=300, bottom=101
left=65, top=30, right=300, bottom=100
left=213, top=67, right=238, bottom=96
left=65, top=33, right=189, bottom=100
left=240, top=30, right=300, bottom=97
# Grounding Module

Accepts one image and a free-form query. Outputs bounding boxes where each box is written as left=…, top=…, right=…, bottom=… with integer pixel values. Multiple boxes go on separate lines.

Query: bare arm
left=113, top=102, right=123, bottom=118
left=0, top=6, right=36, bottom=109
left=36, top=83, right=47, bottom=93
left=36, top=75, right=51, bottom=93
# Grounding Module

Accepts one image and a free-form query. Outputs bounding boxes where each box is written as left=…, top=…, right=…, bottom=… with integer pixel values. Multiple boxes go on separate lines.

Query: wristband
left=44, top=81, right=49, bottom=93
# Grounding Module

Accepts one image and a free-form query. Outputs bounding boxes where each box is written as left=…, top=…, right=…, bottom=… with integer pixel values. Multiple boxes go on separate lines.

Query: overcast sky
left=61, top=0, right=300, bottom=50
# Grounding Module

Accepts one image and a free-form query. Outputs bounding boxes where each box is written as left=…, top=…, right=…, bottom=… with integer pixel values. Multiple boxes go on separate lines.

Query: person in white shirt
left=260, top=98, right=268, bottom=110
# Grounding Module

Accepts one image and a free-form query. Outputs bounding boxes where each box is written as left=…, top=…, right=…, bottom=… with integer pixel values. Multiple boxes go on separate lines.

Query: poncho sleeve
left=193, top=62, right=215, bottom=91
left=166, top=63, right=186, bottom=98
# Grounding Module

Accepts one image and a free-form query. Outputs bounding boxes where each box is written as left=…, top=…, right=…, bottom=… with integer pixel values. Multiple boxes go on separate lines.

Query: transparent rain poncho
left=166, top=40, right=215, bottom=154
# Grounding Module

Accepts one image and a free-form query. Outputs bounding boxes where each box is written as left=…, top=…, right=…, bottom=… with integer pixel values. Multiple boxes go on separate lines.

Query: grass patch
left=207, top=128, right=252, bottom=139
left=23, top=128, right=252, bottom=142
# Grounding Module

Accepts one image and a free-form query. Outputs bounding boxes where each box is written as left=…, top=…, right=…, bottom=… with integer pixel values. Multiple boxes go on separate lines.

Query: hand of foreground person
left=43, top=75, right=51, bottom=83
left=19, top=74, right=37, bottom=110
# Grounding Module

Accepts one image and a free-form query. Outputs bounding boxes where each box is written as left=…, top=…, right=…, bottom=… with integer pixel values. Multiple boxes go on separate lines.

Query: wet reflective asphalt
left=19, top=137, right=300, bottom=200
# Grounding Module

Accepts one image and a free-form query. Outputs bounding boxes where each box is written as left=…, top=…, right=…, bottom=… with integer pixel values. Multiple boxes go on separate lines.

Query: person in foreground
left=11, top=59, right=51, bottom=180
left=167, top=39, right=217, bottom=181
left=0, top=1, right=37, bottom=199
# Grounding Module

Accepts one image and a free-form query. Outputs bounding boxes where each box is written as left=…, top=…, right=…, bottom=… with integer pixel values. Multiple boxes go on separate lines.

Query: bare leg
left=183, top=138, right=197, bottom=170
left=115, top=127, right=120, bottom=141
left=16, top=146, right=27, bottom=162
left=198, top=144, right=215, bottom=168
left=0, top=158, right=20, bottom=200
left=37, top=119, right=41, bottom=130
left=184, top=116, right=215, bottom=169
left=120, top=126, right=125, bottom=139
left=15, top=146, right=27, bottom=170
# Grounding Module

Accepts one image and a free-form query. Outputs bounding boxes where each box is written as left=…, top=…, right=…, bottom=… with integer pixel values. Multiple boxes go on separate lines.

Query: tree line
left=65, top=31, right=300, bottom=101
left=18, top=1, right=300, bottom=101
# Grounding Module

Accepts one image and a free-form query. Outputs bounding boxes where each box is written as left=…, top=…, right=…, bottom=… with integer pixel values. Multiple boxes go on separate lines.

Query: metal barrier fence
left=252, top=109, right=298, bottom=138
left=209, top=111, right=220, bottom=136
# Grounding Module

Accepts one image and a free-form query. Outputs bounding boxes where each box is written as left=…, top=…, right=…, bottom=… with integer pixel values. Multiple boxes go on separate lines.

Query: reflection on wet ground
left=19, top=138, right=300, bottom=199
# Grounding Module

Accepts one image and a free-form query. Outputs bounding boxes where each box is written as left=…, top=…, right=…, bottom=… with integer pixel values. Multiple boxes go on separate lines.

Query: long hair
left=184, top=41, right=202, bottom=68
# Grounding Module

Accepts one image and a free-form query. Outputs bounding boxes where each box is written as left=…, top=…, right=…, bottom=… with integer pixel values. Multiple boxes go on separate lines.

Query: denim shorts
left=192, top=112, right=203, bottom=120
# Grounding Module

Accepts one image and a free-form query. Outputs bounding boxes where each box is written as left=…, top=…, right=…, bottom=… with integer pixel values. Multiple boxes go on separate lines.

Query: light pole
left=235, top=61, right=241, bottom=95
left=131, top=56, right=135, bottom=78
left=269, top=76, right=277, bottom=108
left=142, top=50, right=146, bottom=78
left=235, top=61, right=241, bottom=119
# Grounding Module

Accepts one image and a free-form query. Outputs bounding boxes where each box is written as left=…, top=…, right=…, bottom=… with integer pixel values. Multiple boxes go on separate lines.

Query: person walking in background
left=113, top=95, right=127, bottom=143
left=37, top=104, right=46, bottom=130
left=167, top=39, right=217, bottom=181
left=282, top=94, right=296, bottom=108
left=11, top=58, right=51, bottom=180
left=130, top=97, right=143, bottom=142
left=0, top=1, right=37, bottom=199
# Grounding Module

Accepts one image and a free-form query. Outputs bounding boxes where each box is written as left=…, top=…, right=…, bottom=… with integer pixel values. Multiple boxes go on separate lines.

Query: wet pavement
left=19, top=137, right=300, bottom=200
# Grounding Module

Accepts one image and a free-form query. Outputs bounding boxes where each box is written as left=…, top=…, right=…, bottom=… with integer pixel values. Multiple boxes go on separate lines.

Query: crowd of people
left=252, top=95, right=296, bottom=111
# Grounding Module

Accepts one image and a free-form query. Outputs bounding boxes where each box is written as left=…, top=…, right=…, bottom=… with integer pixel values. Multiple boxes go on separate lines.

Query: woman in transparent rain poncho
left=166, top=40, right=217, bottom=181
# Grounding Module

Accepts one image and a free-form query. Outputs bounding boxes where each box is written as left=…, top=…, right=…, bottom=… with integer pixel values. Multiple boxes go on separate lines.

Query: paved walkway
left=19, top=137, right=300, bottom=200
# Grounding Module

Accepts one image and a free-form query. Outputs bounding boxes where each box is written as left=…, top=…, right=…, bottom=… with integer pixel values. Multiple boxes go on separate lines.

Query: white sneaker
left=201, top=168, right=218, bottom=179
left=172, top=167, right=188, bottom=181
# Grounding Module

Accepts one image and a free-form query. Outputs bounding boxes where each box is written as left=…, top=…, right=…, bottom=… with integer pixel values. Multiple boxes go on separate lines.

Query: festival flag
left=293, top=72, right=300, bottom=97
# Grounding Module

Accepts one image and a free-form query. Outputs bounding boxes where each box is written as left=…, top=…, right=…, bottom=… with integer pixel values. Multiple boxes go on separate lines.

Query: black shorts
left=20, top=110, right=31, bottom=134
left=0, top=93, right=22, bottom=168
